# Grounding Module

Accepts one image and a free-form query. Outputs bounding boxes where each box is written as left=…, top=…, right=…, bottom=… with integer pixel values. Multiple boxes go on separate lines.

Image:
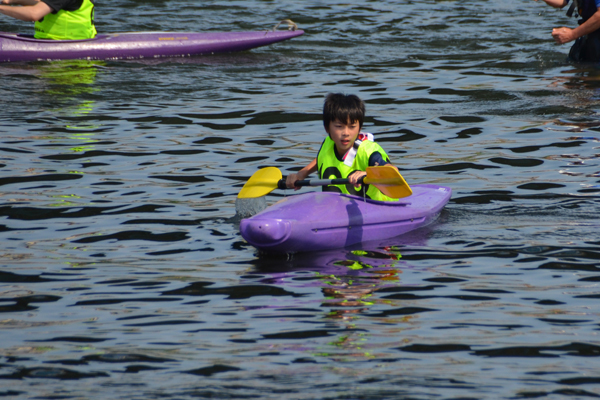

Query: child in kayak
left=285, top=93, right=397, bottom=201
left=0, top=0, right=96, bottom=40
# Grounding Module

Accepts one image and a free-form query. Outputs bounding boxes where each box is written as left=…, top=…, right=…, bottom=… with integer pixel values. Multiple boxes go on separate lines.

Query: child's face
left=326, top=118, right=360, bottom=155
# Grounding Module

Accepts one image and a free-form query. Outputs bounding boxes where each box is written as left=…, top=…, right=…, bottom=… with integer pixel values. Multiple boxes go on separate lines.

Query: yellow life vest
left=317, top=135, right=397, bottom=202
left=35, top=0, right=96, bottom=40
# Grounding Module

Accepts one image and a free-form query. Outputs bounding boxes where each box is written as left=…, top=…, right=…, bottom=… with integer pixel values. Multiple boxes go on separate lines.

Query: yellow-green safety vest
left=35, top=0, right=96, bottom=40
left=317, top=136, right=397, bottom=202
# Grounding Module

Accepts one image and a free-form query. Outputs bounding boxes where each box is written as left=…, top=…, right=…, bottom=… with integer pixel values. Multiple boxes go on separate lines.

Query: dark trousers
left=569, top=30, right=600, bottom=62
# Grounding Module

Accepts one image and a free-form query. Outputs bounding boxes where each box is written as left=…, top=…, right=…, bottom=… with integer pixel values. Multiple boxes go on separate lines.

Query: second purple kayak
left=240, top=184, right=452, bottom=254
left=0, top=29, right=304, bottom=63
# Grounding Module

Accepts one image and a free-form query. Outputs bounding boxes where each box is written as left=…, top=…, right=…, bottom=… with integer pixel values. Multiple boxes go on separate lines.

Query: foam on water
left=234, top=196, right=268, bottom=220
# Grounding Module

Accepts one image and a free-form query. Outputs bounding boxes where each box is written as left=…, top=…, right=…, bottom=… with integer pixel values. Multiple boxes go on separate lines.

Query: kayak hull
left=0, top=30, right=304, bottom=63
left=240, top=184, right=452, bottom=254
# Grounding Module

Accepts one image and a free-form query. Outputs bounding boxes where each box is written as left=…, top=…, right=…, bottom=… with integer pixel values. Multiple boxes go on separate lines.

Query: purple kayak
left=240, top=184, right=452, bottom=254
left=0, top=29, right=304, bottom=63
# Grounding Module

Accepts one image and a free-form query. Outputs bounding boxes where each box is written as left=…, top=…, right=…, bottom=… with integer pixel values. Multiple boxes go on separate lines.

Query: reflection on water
left=1, top=0, right=600, bottom=399
left=40, top=60, right=100, bottom=90
left=39, top=61, right=101, bottom=126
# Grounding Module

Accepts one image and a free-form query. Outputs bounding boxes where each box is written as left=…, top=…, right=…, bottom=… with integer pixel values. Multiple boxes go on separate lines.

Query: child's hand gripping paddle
left=237, top=165, right=412, bottom=199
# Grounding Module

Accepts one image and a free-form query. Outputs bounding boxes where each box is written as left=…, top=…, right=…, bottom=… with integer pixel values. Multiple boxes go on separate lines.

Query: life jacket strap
left=342, top=132, right=374, bottom=167
left=567, top=0, right=577, bottom=17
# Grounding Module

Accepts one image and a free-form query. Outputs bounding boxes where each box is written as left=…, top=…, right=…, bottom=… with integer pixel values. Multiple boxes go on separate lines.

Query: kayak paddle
left=237, top=165, right=412, bottom=199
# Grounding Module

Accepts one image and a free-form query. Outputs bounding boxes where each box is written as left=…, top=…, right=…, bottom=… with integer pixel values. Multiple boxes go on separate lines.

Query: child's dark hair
left=323, top=93, right=365, bottom=130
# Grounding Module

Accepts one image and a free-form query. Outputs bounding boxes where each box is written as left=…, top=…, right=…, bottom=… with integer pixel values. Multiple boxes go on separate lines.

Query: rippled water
left=1, top=1, right=600, bottom=399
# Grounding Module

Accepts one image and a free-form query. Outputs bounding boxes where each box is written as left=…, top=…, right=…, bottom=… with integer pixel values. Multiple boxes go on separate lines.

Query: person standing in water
left=0, top=0, right=96, bottom=40
left=536, top=0, right=600, bottom=61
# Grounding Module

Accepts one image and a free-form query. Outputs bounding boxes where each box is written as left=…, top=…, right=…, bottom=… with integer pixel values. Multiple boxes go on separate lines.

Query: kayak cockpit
left=0, top=32, right=106, bottom=43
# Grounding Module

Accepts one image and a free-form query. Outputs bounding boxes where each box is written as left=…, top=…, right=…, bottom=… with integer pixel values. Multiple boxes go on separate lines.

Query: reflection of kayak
left=0, top=30, right=304, bottom=63
left=240, top=184, right=452, bottom=254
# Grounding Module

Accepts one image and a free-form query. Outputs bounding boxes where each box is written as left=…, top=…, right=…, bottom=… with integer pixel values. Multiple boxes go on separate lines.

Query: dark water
left=1, top=1, right=600, bottom=398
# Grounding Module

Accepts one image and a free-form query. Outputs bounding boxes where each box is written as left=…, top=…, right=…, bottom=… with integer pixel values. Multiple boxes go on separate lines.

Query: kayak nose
left=240, top=218, right=291, bottom=246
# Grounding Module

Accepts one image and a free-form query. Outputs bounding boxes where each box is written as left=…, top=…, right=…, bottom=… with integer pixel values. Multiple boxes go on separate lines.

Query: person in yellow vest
left=0, top=0, right=96, bottom=40
left=286, top=93, right=398, bottom=202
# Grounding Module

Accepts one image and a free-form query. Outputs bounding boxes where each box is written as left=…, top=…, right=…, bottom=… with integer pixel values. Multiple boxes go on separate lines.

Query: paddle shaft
left=277, top=176, right=365, bottom=190
left=237, top=165, right=411, bottom=199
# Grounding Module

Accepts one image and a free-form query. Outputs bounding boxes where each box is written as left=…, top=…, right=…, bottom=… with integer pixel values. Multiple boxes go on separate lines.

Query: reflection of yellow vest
left=35, top=0, right=96, bottom=40
left=317, top=136, right=397, bottom=201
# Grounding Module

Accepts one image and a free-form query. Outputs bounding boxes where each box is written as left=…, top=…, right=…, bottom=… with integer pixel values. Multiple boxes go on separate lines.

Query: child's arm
left=348, top=151, right=394, bottom=187
left=348, top=170, right=367, bottom=187
left=0, top=0, right=51, bottom=21
left=286, top=158, right=317, bottom=189
left=3, top=0, right=41, bottom=5
left=534, top=0, right=568, bottom=9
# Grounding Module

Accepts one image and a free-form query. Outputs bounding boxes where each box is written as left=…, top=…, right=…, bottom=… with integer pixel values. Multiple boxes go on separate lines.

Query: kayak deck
left=0, top=30, right=304, bottom=62
left=240, top=184, right=452, bottom=254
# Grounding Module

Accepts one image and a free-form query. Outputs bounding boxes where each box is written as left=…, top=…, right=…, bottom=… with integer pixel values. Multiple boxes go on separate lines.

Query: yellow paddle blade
left=237, top=167, right=283, bottom=199
left=364, top=165, right=412, bottom=199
